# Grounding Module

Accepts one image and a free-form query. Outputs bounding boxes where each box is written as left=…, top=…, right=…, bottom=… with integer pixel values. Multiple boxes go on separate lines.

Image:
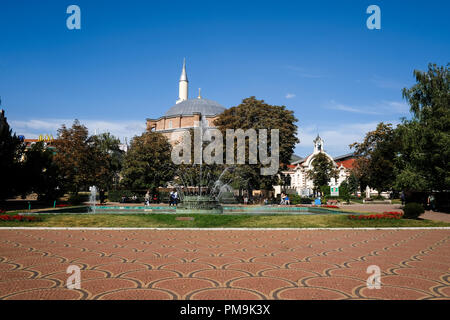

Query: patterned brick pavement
left=0, top=229, right=449, bottom=300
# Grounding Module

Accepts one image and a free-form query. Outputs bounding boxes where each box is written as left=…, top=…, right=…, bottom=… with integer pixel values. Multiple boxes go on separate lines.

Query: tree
left=121, top=131, right=175, bottom=190
left=350, top=122, right=398, bottom=195
left=214, top=96, right=299, bottom=195
left=22, top=141, right=64, bottom=202
left=0, top=110, right=24, bottom=200
left=53, top=120, right=109, bottom=193
left=339, top=181, right=351, bottom=204
left=307, top=152, right=338, bottom=193
left=347, top=172, right=359, bottom=196
left=395, top=63, right=450, bottom=192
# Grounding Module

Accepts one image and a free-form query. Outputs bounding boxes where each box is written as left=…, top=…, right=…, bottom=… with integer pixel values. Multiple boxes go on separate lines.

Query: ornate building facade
left=278, top=135, right=355, bottom=196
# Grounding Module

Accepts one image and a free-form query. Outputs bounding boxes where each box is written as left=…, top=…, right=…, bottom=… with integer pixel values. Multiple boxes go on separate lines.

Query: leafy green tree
left=307, top=152, right=338, bottom=194
left=53, top=120, right=109, bottom=193
left=350, top=122, right=398, bottom=195
left=22, top=142, right=64, bottom=202
left=90, top=132, right=124, bottom=190
left=395, top=63, right=450, bottom=192
left=347, top=172, right=359, bottom=196
left=339, top=181, right=351, bottom=204
left=214, top=96, right=299, bottom=195
left=0, top=110, right=24, bottom=200
left=121, top=131, right=175, bottom=190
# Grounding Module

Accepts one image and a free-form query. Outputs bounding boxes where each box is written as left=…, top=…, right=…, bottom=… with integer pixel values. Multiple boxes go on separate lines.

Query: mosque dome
left=165, top=98, right=226, bottom=117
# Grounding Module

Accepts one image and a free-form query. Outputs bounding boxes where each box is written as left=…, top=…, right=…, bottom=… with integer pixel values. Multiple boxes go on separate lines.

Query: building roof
left=335, top=158, right=356, bottom=169
left=165, top=98, right=226, bottom=117
left=333, top=152, right=355, bottom=162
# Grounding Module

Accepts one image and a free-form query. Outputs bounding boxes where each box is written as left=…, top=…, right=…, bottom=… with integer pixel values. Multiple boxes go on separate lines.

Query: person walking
left=429, top=194, right=436, bottom=211
left=173, top=190, right=179, bottom=206
left=145, top=190, right=150, bottom=206
left=280, top=193, right=286, bottom=205
left=400, top=191, right=405, bottom=206
left=169, top=191, right=174, bottom=206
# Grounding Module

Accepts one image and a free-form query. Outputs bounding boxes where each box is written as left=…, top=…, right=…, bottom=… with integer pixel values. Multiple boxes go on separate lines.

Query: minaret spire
left=177, top=58, right=188, bottom=104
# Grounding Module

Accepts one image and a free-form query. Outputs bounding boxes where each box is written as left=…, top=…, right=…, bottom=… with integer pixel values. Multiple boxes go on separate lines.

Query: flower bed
left=321, top=205, right=339, bottom=209
left=348, top=211, right=403, bottom=220
left=55, top=204, right=70, bottom=208
left=0, top=215, right=42, bottom=222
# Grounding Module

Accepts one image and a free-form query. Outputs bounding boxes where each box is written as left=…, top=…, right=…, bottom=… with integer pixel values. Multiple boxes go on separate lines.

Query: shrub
left=403, top=202, right=425, bottom=219
left=68, top=193, right=89, bottom=205
left=300, top=197, right=313, bottom=204
left=107, top=190, right=124, bottom=202
left=289, top=194, right=302, bottom=205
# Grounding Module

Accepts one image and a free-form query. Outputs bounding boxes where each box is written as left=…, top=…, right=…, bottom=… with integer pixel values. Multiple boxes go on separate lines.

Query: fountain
left=174, top=166, right=235, bottom=214
left=173, top=116, right=238, bottom=214
left=89, top=186, right=97, bottom=214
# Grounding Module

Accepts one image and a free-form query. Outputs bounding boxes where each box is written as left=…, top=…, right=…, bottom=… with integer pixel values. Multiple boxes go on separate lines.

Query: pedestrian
left=244, top=196, right=248, bottom=205
left=145, top=190, right=150, bottom=206
left=174, top=190, right=179, bottom=206
left=280, top=193, right=286, bottom=205
left=285, top=195, right=290, bottom=206
left=169, top=191, right=174, bottom=206
left=400, top=191, right=405, bottom=206
left=429, top=194, right=436, bottom=211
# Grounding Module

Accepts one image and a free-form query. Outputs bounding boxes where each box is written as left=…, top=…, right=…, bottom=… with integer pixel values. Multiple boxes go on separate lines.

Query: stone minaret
left=176, top=58, right=188, bottom=104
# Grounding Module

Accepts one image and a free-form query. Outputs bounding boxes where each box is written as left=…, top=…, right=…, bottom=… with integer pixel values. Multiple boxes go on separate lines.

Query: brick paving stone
left=0, top=229, right=448, bottom=300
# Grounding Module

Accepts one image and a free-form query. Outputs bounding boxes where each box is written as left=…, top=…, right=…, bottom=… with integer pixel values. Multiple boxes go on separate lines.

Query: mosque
left=146, top=59, right=226, bottom=144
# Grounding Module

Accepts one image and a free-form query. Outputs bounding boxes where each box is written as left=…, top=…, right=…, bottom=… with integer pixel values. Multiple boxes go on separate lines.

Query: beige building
left=146, top=60, right=226, bottom=143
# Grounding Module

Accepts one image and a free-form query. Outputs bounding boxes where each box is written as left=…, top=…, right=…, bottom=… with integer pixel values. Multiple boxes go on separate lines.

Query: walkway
left=0, top=229, right=448, bottom=300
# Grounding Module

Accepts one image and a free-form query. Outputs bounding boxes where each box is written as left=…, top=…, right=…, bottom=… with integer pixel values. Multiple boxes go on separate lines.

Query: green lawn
left=0, top=214, right=448, bottom=228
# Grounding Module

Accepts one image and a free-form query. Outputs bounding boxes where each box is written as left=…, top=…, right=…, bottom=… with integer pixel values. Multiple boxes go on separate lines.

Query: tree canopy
left=0, top=110, right=23, bottom=200
left=121, top=131, right=175, bottom=190
left=395, top=63, right=450, bottom=192
left=214, top=96, right=298, bottom=193
left=350, top=122, right=398, bottom=194
left=53, top=120, right=110, bottom=193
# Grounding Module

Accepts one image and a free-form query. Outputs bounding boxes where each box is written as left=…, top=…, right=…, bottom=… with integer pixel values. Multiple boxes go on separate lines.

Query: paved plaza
left=0, top=228, right=449, bottom=300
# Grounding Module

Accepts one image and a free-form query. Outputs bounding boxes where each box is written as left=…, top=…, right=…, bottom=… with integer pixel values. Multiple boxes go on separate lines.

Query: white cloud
left=9, top=118, right=146, bottom=142
left=327, top=100, right=410, bottom=116
left=285, top=93, right=296, bottom=99
left=294, top=121, right=400, bottom=157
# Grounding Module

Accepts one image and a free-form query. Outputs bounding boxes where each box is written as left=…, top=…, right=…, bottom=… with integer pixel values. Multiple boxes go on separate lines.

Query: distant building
left=275, top=135, right=355, bottom=196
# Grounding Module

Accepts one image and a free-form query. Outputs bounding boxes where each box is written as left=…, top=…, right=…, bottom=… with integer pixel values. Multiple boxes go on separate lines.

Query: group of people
left=280, top=193, right=290, bottom=205
left=144, top=191, right=158, bottom=206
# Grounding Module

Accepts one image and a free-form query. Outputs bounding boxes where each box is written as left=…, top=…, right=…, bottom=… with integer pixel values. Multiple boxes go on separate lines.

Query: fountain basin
left=176, top=195, right=223, bottom=214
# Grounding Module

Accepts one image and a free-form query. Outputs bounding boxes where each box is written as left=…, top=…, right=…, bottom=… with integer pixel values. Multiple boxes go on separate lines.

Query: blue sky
left=1, top=0, right=449, bottom=157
